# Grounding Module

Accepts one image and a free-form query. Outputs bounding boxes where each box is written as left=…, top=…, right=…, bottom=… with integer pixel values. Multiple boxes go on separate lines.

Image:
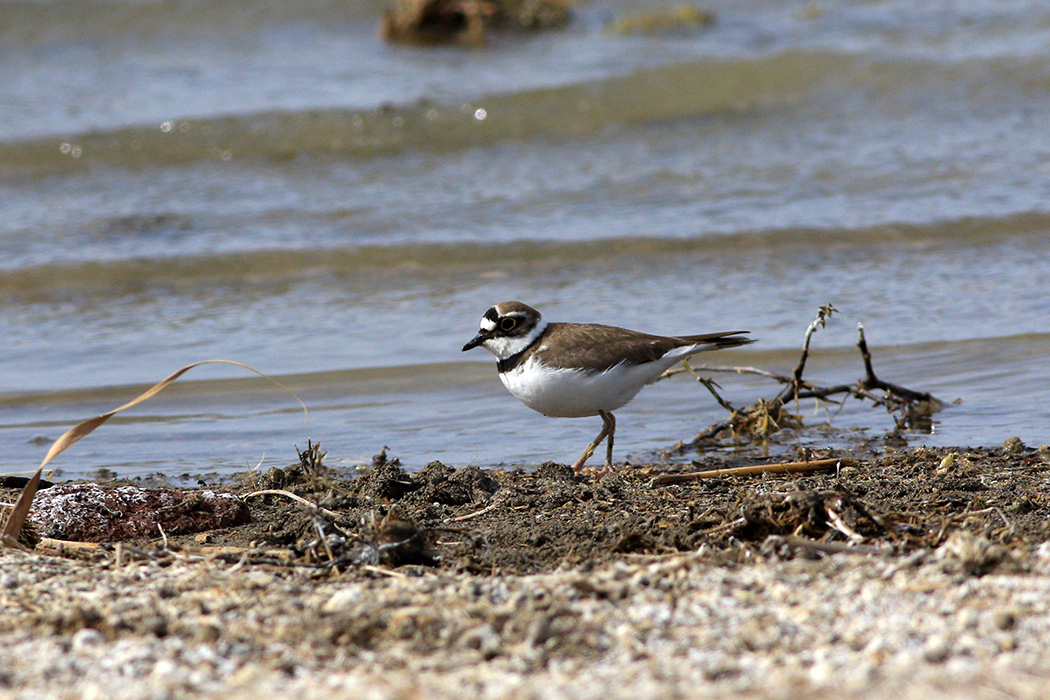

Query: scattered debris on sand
left=2, top=440, right=1050, bottom=699
left=6, top=439, right=1047, bottom=576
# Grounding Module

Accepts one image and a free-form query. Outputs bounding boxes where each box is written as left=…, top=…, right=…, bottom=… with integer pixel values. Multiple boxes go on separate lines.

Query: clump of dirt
left=30, top=484, right=249, bottom=542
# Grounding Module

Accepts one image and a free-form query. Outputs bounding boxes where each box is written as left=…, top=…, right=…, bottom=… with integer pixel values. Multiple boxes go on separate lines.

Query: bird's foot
left=571, top=447, right=597, bottom=474
left=578, top=460, right=615, bottom=479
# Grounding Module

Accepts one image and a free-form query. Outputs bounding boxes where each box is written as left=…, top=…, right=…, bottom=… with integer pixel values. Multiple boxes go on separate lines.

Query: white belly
left=499, top=356, right=672, bottom=418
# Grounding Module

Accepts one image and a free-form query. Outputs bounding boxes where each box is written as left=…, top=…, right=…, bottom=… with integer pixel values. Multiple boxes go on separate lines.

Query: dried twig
left=449, top=501, right=500, bottom=522
left=361, top=564, right=408, bottom=579
left=651, top=458, right=849, bottom=486
left=35, top=538, right=103, bottom=553
left=661, top=363, right=789, bottom=383
left=681, top=363, right=737, bottom=412
left=242, top=489, right=341, bottom=519
left=854, top=323, right=938, bottom=404
left=778, top=303, right=838, bottom=403
left=34, top=536, right=297, bottom=562
left=826, top=507, right=864, bottom=544
left=195, top=545, right=294, bottom=560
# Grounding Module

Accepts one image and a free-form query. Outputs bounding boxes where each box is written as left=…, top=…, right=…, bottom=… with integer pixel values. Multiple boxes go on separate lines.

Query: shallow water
left=2, top=0, right=1049, bottom=479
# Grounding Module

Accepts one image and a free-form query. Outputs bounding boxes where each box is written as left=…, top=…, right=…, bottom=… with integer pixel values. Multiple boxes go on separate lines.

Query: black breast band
left=497, top=331, right=544, bottom=373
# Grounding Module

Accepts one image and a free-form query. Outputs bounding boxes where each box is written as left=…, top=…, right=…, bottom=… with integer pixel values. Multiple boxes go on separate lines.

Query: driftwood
left=665, top=305, right=942, bottom=449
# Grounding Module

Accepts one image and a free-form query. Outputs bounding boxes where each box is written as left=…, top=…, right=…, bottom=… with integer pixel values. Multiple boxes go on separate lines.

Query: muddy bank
left=71, top=440, right=1047, bottom=576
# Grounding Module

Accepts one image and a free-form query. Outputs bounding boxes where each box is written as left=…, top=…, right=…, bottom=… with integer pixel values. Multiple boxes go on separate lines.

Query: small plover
left=462, top=301, right=754, bottom=472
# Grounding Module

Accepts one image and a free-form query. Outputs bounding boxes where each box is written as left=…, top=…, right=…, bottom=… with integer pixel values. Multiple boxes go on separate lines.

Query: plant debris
left=668, top=304, right=944, bottom=448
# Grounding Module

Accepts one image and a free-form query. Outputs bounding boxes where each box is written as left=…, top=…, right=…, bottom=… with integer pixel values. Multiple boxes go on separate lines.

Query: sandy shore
left=2, top=442, right=1049, bottom=699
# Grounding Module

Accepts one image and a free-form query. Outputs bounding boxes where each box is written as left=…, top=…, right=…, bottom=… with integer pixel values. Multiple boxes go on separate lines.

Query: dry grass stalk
left=0, top=468, right=43, bottom=550
left=0, top=360, right=304, bottom=550
left=34, top=536, right=298, bottom=564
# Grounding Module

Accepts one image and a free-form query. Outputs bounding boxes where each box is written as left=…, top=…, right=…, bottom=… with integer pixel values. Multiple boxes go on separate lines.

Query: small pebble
left=992, top=610, right=1017, bottom=631
left=957, top=608, right=978, bottom=629
left=322, top=587, right=363, bottom=612
left=922, top=635, right=950, bottom=663
left=70, top=628, right=103, bottom=653
left=808, top=660, right=836, bottom=684
left=150, top=658, right=179, bottom=679
left=245, top=571, right=274, bottom=588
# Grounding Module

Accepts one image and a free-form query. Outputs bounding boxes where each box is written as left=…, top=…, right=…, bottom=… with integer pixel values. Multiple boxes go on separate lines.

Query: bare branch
left=777, top=303, right=838, bottom=403
left=855, top=323, right=940, bottom=405
left=675, top=305, right=942, bottom=449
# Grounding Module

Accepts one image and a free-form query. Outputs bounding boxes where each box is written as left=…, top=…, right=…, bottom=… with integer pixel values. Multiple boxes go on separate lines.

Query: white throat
left=483, top=320, right=548, bottom=360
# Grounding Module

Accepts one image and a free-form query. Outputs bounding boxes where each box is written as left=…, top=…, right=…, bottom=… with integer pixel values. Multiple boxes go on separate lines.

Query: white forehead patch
left=480, top=317, right=497, bottom=331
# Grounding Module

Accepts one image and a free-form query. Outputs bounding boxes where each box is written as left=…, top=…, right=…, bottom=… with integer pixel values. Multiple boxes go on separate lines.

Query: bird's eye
left=500, top=317, right=518, bottom=332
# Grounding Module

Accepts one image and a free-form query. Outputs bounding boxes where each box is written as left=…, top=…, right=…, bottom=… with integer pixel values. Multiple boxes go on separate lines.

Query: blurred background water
left=2, top=0, right=1049, bottom=480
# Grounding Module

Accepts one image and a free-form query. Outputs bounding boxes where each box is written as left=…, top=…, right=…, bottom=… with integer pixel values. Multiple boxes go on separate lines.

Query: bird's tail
left=679, top=330, right=755, bottom=349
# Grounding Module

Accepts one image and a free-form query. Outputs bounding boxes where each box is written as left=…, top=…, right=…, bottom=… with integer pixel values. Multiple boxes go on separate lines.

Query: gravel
left=3, top=542, right=1050, bottom=699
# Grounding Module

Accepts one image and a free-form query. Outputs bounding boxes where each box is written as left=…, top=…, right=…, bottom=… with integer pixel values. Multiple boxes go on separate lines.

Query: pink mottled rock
left=31, top=484, right=250, bottom=542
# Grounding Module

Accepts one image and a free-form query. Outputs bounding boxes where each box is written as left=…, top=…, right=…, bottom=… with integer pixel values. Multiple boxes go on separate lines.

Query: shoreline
left=2, top=441, right=1050, bottom=699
